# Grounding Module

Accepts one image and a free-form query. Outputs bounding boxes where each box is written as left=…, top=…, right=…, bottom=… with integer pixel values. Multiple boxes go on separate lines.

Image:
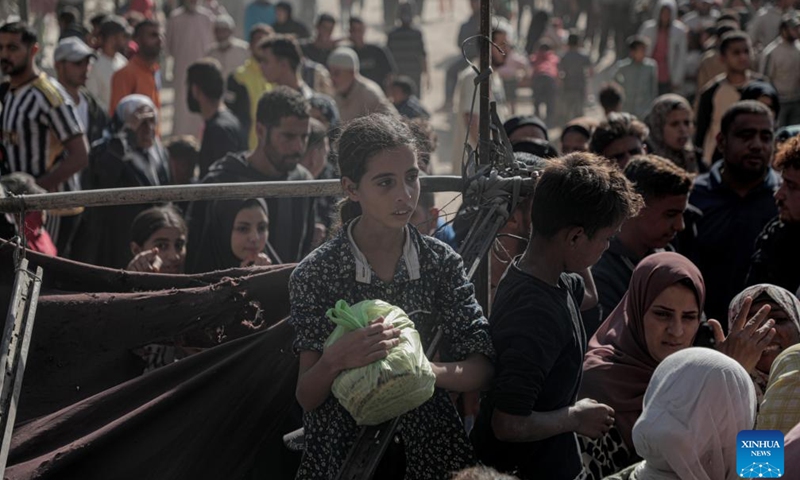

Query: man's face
left=602, top=135, right=645, bottom=170
left=659, top=6, right=672, bottom=27
left=135, top=25, right=163, bottom=57
left=718, top=113, right=773, bottom=183
left=783, top=24, right=799, bottom=42
left=330, top=66, right=355, bottom=94
left=630, top=45, right=647, bottom=63
left=113, top=32, right=129, bottom=54
left=262, top=115, right=310, bottom=173
left=250, top=32, right=269, bottom=58
left=0, top=33, right=36, bottom=77
left=492, top=32, right=508, bottom=67
left=276, top=8, right=289, bottom=23
left=317, top=20, right=334, bottom=41
left=214, top=26, right=232, bottom=44
left=721, top=40, right=752, bottom=74
left=349, top=21, right=365, bottom=45
left=775, top=166, right=800, bottom=223
left=260, top=48, right=286, bottom=83
left=56, top=57, right=91, bottom=88
left=629, top=194, right=689, bottom=250
left=388, top=85, right=408, bottom=104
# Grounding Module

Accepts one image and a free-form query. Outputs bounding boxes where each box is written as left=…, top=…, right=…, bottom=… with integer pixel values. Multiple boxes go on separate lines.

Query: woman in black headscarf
left=190, top=198, right=280, bottom=273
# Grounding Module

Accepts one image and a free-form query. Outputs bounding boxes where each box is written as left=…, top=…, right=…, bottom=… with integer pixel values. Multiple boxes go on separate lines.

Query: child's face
left=566, top=223, right=621, bottom=272
left=631, top=46, right=646, bottom=63
left=721, top=40, right=752, bottom=74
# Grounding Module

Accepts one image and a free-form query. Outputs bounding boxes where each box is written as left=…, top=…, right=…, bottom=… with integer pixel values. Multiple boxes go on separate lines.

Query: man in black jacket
left=187, top=87, right=316, bottom=271
left=748, top=135, right=800, bottom=295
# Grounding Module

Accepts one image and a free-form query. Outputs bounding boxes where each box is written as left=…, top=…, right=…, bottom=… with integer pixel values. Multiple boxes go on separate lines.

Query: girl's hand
left=240, top=252, right=272, bottom=267
left=322, top=317, right=401, bottom=372
left=127, top=248, right=163, bottom=273
left=710, top=296, right=776, bottom=373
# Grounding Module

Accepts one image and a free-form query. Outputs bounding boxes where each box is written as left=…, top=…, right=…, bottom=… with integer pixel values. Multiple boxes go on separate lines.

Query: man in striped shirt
left=0, top=22, right=88, bottom=193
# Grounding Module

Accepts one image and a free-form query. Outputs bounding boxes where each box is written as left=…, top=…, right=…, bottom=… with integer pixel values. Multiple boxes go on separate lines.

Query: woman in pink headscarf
left=578, top=252, right=775, bottom=479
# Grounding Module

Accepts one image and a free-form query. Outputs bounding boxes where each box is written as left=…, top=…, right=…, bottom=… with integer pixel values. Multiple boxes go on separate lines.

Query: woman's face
left=342, top=145, right=420, bottom=231
left=662, top=108, right=694, bottom=151
left=136, top=226, right=186, bottom=274
left=750, top=299, right=800, bottom=373
left=128, top=106, right=157, bottom=149
left=643, top=283, right=701, bottom=362
left=230, top=206, right=269, bottom=261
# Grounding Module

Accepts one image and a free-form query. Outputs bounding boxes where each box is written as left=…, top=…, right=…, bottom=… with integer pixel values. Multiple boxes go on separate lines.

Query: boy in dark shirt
left=472, top=153, right=643, bottom=480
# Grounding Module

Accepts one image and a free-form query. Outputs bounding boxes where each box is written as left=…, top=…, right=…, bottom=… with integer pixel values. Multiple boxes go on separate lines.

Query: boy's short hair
left=316, top=13, right=336, bottom=27
left=531, top=153, right=643, bottom=239
left=627, top=35, right=649, bottom=51
left=598, top=82, right=624, bottom=111
left=718, top=30, right=750, bottom=55
left=249, top=23, right=274, bottom=43
left=165, top=135, right=200, bottom=170
left=392, top=76, right=417, bottom=97
left=567, top=32, right=580, bottom=47
left=624, top=155, right=694, bottom=201
left=774, top=135, right=800, bottom=171
left=589, top=112, right=649, bottom=156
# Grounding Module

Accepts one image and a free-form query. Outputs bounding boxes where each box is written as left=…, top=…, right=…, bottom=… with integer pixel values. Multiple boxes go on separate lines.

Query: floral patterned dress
left=289, top=220, right=495, bottom=480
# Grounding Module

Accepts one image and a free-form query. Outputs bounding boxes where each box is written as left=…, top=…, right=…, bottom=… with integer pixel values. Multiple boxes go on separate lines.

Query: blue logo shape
left=737, top=430, right=784, bottom=478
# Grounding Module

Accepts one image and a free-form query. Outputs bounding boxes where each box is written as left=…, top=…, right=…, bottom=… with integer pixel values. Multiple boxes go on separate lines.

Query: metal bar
left=0, top=259, right=43, bottom=476
left=478, top=0, right=491, bottom=166
left=0, top=176, right=463, bottom=214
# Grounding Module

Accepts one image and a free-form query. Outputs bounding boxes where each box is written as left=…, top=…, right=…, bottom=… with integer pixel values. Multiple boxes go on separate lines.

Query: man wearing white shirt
left=86, top=16, right=129, bottom=113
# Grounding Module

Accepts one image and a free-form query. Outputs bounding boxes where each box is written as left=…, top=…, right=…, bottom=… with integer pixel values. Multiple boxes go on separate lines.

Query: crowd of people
left=1, top=0, right=800, bottom=479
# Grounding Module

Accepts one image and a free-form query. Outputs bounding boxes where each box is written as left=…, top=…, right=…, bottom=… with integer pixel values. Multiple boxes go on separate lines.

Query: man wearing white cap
left=207, top=14, right=250, bottom=80
left=327, top=46, right=396, bottom=123
left=54, top=37, right=109, bottom=146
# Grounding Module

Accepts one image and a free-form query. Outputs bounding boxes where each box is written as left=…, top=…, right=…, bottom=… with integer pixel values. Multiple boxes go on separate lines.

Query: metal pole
left=475, top=0, right=492, bottom=314
left=17, top=0, right=27, bottom=22
left=0, top=259, right=43, bottom=477
left=478, top=0, right=491, bottom=167
left=0, top=176, right=463, bottom=214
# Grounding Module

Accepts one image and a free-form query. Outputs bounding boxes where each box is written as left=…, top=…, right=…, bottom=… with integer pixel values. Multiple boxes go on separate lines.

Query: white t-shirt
left=85, top=52, right=128, bottom=112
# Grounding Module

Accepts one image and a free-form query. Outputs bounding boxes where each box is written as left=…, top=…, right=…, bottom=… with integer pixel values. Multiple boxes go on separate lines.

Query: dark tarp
left=0, top=242, right=303, bottom=479
left=7, top=320, right=301, bottom=480
left=0, top=241, right=295, bottom=421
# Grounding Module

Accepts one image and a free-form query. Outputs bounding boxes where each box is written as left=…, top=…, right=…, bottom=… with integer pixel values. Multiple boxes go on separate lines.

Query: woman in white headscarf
left=603, top=347, right=756, bottom=480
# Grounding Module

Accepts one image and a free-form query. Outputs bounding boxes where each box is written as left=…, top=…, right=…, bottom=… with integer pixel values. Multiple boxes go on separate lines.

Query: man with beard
left=682, top=100, right=780, bottom=326
left=0, top=22, right=88, bottom=194
left=186, top=87, right=315, bottom=269
left=748, top=135, right=800, bottom=294
left=186, top=58, right=247, bottom=177
left=110, top=19, right=163, bottom=116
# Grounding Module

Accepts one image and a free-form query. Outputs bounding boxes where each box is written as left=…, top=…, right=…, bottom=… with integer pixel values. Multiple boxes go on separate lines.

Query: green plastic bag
left=324, top=299, right=436, bottom=425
